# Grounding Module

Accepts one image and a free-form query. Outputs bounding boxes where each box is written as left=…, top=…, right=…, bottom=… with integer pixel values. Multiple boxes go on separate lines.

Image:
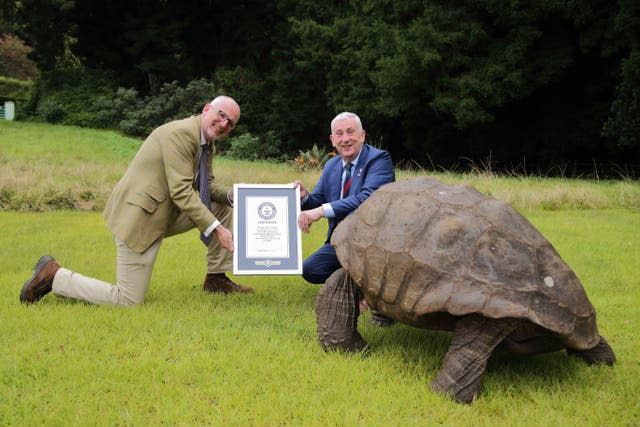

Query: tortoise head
left=315, top=268, right=367, bottom=351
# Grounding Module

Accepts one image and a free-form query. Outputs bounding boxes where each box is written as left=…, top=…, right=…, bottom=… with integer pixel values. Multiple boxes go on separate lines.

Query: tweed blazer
left=302, top=144, right=395, bottom=242
left=103, top=115, right=228, bottom=253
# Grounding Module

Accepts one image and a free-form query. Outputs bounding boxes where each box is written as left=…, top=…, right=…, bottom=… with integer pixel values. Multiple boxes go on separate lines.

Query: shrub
left=225, top=131, right=284, bottom=161
left=36, top=98, right=67, bottom=123
left=0, top=76, right=33, bottom=118
left=224, top=132, right=282, bottom=161
left=91, top=87, right=142, bottom=130
left=114, top=79, right=219, bottom=137
left=291, top=144, right=335, bottom=171
left=28, top=67, right=117, bottom=126
left=0, top=33, right=39, bottom=80
left=0, top=186, right=16, bottom=209
left=0, top=76, right=32, bottom=101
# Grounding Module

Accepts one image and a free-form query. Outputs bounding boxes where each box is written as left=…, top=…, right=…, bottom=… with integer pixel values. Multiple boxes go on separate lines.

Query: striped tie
left=341, top=163, right=352, bottom=198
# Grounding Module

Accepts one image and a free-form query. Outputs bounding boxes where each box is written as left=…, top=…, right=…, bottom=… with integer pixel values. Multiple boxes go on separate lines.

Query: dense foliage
left=0, top=32, right=38, bottom=80
left=1, top=0, right=638, bottom=176
left=0, top=75, right=30, bottom=103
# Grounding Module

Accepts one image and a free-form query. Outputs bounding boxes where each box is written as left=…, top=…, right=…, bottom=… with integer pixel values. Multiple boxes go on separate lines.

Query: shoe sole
left=20, top=255, right=55, bottom=303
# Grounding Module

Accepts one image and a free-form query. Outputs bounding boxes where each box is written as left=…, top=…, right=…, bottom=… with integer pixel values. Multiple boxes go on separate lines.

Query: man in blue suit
left=296, top=111, right=395, bottom=286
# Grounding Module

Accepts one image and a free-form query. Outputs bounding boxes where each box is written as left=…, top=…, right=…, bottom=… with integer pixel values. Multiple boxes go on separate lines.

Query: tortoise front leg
left=431, top=315, right=520, bottom=404
left=567, top=335, right=616, bottom=366
left=315, top=268, right=367, bottom=351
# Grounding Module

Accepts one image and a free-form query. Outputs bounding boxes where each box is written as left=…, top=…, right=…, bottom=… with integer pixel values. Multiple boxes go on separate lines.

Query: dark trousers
left=302, top=242, right=342, bottom=284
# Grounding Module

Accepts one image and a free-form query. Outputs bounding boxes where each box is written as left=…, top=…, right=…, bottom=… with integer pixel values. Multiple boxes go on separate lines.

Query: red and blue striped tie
left=341, top=163, right=352, bottom=198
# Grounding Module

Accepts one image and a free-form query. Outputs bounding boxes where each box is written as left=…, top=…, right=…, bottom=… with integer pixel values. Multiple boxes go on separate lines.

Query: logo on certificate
left=257, top=202, right=277, bottom=220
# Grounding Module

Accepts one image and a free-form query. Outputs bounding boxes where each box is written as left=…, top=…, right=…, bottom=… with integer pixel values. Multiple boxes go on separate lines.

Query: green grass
left=1, top=121, right=639, bottom=425
left=1, top=210, right=638, bottom=425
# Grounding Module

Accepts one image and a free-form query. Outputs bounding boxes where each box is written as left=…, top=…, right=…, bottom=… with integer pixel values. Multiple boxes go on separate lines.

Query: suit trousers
left=51, top=201, right=233, bottom=306
left=302, top=242, right=341, bottom=284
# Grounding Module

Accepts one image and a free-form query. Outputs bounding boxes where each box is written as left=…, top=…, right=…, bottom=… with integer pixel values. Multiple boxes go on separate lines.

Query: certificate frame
left=233, top=184, right=302, bottom=275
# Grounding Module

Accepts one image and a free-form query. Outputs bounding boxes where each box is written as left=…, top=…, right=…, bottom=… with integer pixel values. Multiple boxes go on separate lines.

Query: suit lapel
left=331, top=159, right=343, bottom=200
left=351, top=145, right=369, bottom=193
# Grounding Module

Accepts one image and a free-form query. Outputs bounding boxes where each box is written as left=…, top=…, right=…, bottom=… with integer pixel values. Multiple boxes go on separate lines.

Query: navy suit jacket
left=302, top=144, right=395, bottom=242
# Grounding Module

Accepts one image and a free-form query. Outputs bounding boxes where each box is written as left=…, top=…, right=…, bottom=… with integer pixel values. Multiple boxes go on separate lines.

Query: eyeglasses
left=217, top=110, right=236, bottom=129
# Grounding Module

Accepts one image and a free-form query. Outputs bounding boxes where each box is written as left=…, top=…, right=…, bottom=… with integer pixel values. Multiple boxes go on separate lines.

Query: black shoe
left=20, top=255, right=61, bottom=304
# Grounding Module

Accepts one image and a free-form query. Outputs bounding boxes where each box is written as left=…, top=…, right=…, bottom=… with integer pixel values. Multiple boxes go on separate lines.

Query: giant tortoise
left=315, top=176, right=615, bottom=404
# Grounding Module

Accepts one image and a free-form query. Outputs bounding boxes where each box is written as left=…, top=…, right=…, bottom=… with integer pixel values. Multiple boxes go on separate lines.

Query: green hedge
left=26, top=67, right=118, bottom=126
left=0, top=76, right=33, bottom=118
left=22, top=67, right=287, bottom=161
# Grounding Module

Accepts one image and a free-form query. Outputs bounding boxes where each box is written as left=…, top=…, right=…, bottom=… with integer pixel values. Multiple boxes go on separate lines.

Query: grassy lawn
left=1, top=210, right=638, bottom=426
left=0, top=121, right=639, bottom=425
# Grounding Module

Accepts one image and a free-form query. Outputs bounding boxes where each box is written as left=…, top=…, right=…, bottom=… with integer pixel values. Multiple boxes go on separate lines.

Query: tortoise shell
left=331, top=177, right=600, bottom=349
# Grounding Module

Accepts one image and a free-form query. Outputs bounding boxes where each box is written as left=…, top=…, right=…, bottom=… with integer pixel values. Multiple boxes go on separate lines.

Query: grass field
left=1, top=121, right=639, bottom=425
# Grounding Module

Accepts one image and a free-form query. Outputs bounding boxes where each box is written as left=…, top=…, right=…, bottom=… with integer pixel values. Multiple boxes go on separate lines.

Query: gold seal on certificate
left=233, top=184, right=302, bottom=275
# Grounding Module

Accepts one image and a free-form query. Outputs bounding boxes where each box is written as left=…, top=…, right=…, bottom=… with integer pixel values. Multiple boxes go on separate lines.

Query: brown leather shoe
left=20, top=255, right=61, bottom=304
left=203, top=273, right=253, bottom=294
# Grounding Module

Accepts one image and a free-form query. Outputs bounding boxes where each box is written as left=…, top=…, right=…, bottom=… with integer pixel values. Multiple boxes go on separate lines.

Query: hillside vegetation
left=1, top=121, right=638, bottom=212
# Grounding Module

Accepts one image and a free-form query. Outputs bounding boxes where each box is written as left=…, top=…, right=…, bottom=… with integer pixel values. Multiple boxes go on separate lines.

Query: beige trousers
left=52, top=202, right=233, bottom=306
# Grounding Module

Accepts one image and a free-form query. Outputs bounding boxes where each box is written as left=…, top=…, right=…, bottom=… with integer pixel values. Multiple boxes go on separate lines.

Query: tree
left=10, top=0, right=75, bottom=71
left=0, top=33, right=39, bottom=79
left=277, top=0, right=637, bottom=172
left=71, top=0, right=280, bottom=92
left=603, top=51, right=640, bottom=148
left=0, top=0, right=18, bottom=33
left=6, top=0, right=637, bottom=173
left=602, top=0, right=640, bottom=150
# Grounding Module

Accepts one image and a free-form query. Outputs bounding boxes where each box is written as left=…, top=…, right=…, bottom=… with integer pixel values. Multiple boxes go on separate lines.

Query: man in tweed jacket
left=20, top=95, right=252, bottom=306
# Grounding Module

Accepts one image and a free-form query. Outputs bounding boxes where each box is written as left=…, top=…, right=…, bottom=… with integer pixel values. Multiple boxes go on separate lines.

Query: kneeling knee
left=117, top=294, right=144, bottom=307
left=302, top=270, right=327, bottom=285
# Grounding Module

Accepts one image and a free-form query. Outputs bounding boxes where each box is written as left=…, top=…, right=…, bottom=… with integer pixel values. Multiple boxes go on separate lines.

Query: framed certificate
left=233, top=184, right=302, bottom=275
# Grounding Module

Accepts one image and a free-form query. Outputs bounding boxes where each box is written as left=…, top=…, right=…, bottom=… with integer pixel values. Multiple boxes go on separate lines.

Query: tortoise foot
left=320, top=331, right=368, bottom=352
left=431, top=315, right=520, bottom=404
left=431, top=372, right=480, bottom=404
left=568, top=336, right=616, bottom=366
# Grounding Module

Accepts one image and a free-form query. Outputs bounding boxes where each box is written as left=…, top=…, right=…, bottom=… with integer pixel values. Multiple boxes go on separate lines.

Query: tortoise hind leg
left=315, top=268, right=367, bottom=351
left=431, top=315, right=520, bottom=404
left=568, top=335, right=616, bottom=366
